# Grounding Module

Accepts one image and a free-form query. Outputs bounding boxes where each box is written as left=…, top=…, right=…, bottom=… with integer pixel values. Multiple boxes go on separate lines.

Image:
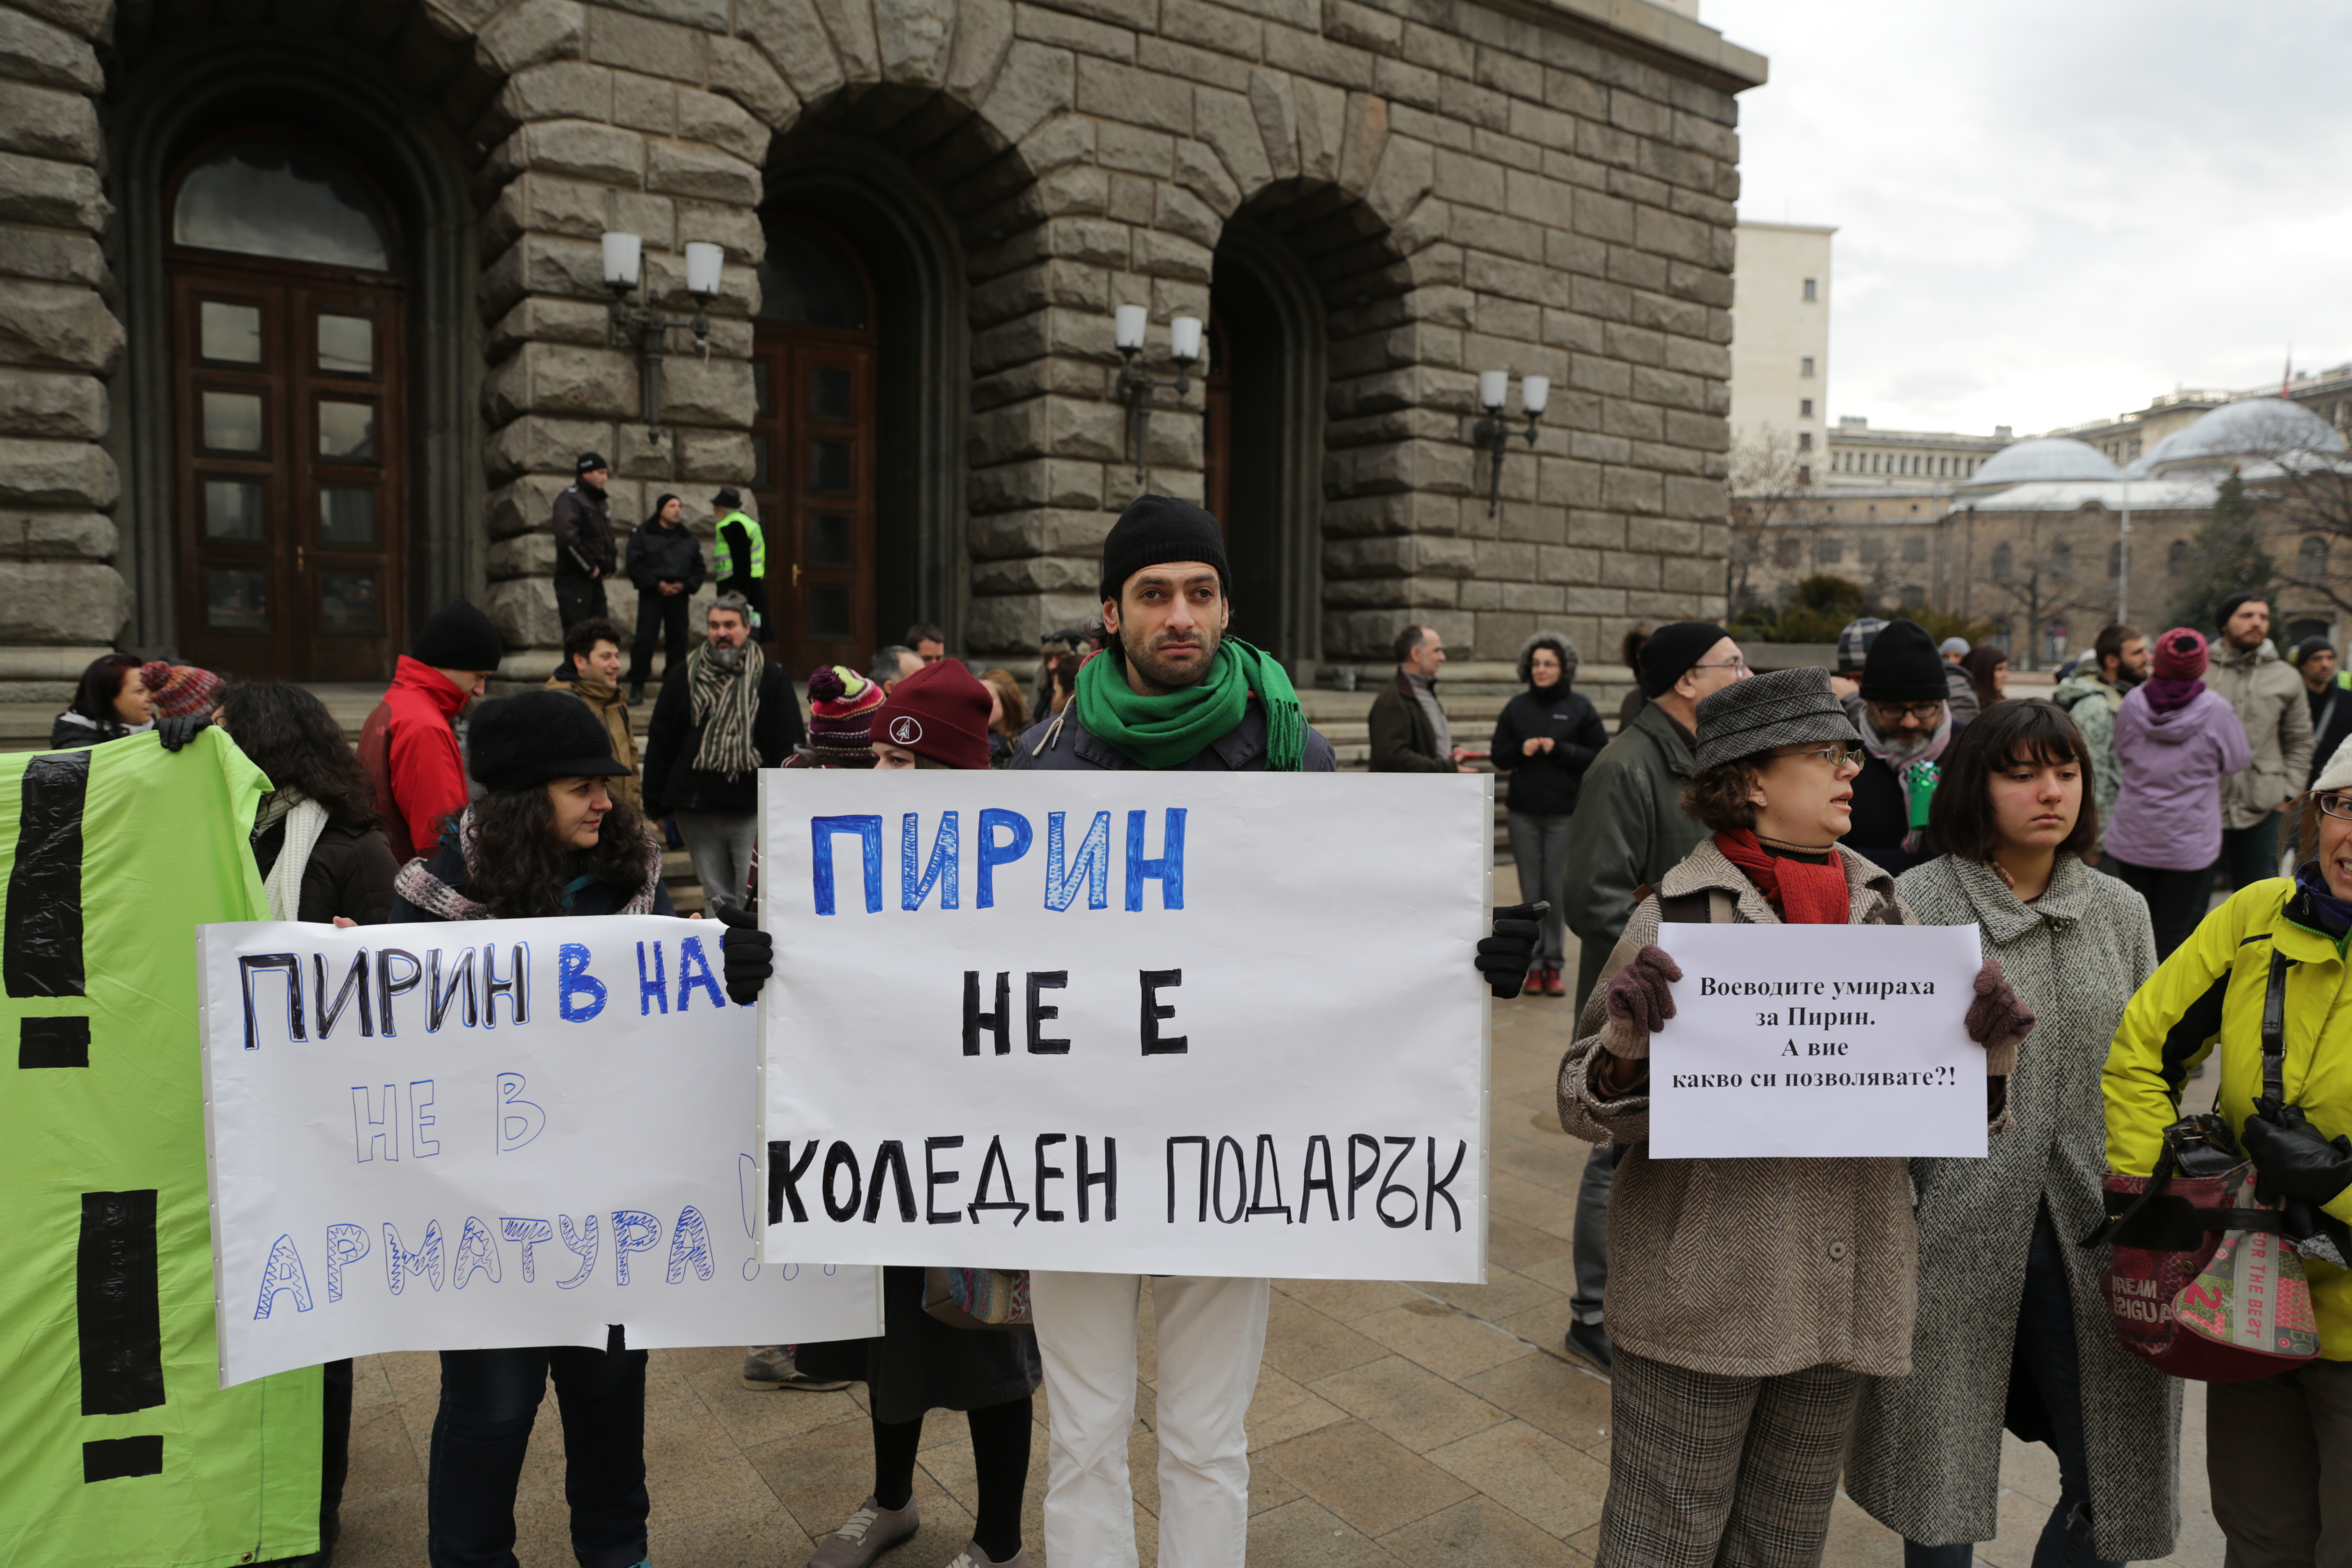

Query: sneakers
left=743, top=1345, right=851, bottom=1392
left=806, top=1496, right=919, bottom=1568
left=1543, top=967, right=1566, bottom=998
left=1564, top=1319, right=1614, bottom=1370
left=942, top=1546, right=1028, bottom=1568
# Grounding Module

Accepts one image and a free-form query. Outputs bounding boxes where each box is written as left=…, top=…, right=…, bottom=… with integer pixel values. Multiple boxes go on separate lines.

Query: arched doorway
left=166, top=132, right=405, bottom=679
left=751, top=218, right=879, bottom=673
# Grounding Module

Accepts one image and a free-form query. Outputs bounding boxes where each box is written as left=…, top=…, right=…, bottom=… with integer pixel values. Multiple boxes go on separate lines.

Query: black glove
left=1475, top=902, right=1547, bottom=999
left=2243, top=1100, right=2352, bottom=1208
left=711, top=898, right=772, bottom=1007
left=156, top=715, right=211, bottom=752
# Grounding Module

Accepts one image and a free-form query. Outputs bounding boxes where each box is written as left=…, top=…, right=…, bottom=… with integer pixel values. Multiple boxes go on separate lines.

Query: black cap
left=467, top=690, right=633, bottom=792
left=1637, top=621, right=1733, bottom=697
left=576, top=452, right=607, bottom=475
left=2216, top=591, right=2267, bottom=629
left=1098, top=494, right=1231, bottom=602
left=712, top=486, right=742, bottom=509
left=412, top=600, right=503, bottom=673
left=1858, top=619, right=1949, bottom=704
left=2292, top=634, right=2336, bottom=667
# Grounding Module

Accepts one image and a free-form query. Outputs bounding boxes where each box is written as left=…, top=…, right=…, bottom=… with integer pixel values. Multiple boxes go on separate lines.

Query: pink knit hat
left=804, top=665, right=883, bottom=767
left=140, top=662, right=224, bottom=719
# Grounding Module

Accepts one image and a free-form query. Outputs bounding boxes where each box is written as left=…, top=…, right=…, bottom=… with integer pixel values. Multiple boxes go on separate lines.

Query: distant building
left=1727, top=221, right=1835, bottom=484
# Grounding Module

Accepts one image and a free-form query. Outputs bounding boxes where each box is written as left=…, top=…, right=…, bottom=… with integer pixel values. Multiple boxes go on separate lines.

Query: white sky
left=1704, top=0, right=2352, bottom=437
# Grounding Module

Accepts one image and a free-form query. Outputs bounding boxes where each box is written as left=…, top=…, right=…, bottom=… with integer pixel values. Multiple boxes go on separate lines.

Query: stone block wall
left=0, top=0, right=1759, bottom=686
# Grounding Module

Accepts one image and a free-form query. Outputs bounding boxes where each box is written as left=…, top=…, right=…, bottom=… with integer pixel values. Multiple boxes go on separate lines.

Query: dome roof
left=1958, top=437, right=2121, bottom=492
left=2148, top=396, right=2346, bottom=471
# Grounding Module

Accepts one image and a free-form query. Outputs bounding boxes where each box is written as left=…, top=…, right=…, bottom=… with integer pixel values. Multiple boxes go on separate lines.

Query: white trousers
left=1031, top=1271, right=1271, bottom=1568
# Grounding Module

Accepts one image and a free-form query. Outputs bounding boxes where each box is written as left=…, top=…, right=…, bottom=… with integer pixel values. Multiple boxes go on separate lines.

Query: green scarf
left=1075, top=636, right=1305, bottom=771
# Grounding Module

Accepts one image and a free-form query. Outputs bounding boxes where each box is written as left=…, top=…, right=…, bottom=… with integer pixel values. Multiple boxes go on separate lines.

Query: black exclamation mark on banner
left=9, top=752, right=163, bottom=1478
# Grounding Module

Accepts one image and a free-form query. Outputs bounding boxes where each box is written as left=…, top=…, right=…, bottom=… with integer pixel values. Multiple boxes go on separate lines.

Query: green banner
left=0, top=731, right=321, bottom=1568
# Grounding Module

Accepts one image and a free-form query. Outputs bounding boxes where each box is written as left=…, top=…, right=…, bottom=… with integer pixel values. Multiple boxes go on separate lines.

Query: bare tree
left=2234, top=408, right=2352, bottom=618
left=1983, top=513, right=2102, bottom=670
left=1726, top=424, right=1820, bottom=615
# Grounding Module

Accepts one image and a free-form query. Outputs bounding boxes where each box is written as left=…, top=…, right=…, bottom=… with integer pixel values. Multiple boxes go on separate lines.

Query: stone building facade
left=0, top=0, right=1760, bottom=696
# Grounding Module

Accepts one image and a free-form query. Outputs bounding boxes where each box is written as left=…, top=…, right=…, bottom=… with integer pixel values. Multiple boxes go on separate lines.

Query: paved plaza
left=331, top=909, right=2223, bottom=1567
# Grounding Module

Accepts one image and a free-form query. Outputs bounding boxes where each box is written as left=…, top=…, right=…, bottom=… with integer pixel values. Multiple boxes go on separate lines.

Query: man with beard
left=1845, top=619, right=1961, bottom=876
left=1012, top=494, right=1542, bottom=1567
left=2207, top=592, right=2311, bottom=889
left=641, top=594, right=803, bottom=906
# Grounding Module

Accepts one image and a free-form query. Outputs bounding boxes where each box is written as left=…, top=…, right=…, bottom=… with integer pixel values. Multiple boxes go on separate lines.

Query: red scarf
left=1714, top=829, right=1850, bottom=925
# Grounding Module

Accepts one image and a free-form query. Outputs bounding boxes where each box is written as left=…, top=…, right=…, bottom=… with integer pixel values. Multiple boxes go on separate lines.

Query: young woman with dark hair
left=1960, top=643, right=2009, bottom=713
left=1846, top=699, right=2177, bottom=1568
left=216, top=682, right=398, bottom=927
left=1557, top=667, right=2026, bottom=1568
left=1490, top=630, right=1608, bottom=995
left=389, top=690, right=677, bottom=1568
left=51, top=653, right=151, bottom=748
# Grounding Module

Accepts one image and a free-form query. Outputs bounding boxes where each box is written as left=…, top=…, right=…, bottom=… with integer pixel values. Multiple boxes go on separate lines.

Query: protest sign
left=1648, top=921, right=1987, bottom=1160
left=2, top=732, right=323, bottom=1568
left=200, top=915, right=882, bottom=1388
left=757, top=771, right=1493, bottom=1283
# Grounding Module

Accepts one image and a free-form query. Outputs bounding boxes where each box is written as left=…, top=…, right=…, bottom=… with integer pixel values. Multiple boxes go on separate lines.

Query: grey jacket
left=2207, top=636, right=2313, bottom=829
left=1011, top=696, right=1337, bottom=772
left=1848, top=854, right=2178, bottom=1561
left=1556, top=838, right=2008, bottom=1379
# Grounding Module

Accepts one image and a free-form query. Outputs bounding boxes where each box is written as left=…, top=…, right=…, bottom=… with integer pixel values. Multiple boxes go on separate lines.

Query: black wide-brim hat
left=468, top=690, right=633, bottom=792
left=1693, top=666, right=1862, bottom=771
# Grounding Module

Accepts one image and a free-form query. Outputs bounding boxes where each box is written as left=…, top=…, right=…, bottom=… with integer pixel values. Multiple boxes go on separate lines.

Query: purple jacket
left=2104, top=686, right=2252, bottom=871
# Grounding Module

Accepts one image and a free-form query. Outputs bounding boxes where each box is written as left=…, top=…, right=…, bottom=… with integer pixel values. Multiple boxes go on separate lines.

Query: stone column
left=0, top=0, right=129, bottom=701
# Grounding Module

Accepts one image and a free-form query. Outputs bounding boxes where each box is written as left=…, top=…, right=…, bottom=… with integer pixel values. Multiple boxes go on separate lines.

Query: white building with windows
left=1728, top=220, right=1834, bottom=484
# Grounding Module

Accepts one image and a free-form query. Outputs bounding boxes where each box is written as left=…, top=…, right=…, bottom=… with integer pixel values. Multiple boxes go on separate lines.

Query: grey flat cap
left=1693, top=666, right=1862, bottom=770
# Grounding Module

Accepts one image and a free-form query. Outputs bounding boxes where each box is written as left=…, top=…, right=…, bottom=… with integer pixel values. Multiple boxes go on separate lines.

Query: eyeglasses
left=2319, top=793, right=2352, bottom=822
left=1868, top=701, right=1946, bottom=724
left=1776, top=742, right=1862, bottom=768
left=1690, top=655, right=1750, bottom=675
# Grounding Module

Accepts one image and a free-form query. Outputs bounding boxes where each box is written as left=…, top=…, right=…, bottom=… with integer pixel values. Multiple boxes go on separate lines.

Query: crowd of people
left=38, top=474, right=2352, bottom=1568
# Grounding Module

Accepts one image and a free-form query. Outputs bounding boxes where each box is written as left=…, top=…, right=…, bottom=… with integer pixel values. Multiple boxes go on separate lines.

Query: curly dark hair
left=463, top=784, right=658, bottom=920
left=215, top=682, right=382, bottom=830
left=1679, top=758, right=1764, bottom=832
left=67, top=653, right=143, bottom=737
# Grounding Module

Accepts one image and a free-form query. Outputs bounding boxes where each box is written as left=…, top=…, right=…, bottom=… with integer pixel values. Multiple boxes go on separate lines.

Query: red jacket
left=358, top=657, right=472, bottom=863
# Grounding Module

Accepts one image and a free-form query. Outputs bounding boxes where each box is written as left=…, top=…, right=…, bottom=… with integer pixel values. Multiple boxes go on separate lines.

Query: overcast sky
left=1704, top=0, right=2352, bottom=438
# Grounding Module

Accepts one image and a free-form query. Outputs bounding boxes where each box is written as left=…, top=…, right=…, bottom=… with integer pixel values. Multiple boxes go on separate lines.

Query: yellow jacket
left=2103, top=877, right=2352, bottom=1356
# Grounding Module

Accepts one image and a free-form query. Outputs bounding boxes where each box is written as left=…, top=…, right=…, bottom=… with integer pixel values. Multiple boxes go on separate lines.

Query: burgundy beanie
left=872, top=659, right=992, bottom=770
left=2152, top=627, right=2209, bottom=682
left=805, top=665, right=884, bottom=766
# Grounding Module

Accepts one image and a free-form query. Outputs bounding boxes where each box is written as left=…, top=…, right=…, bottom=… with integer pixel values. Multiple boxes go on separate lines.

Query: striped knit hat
left=1693, top=666, right=1861, bottom=771
left=140, top=662, right=223, bottom=719
left=804, top=664, right=884, bottom=766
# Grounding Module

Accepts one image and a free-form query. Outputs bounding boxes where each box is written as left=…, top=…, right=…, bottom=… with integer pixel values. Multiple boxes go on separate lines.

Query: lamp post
left=1113, top=305, right=1203, bottom=486
left=1471, top=371, right=1547, bottom=516
left=603, top=233, right=725, bottom=440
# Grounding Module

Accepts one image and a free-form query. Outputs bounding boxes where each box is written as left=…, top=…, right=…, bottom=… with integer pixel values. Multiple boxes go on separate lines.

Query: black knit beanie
left=2216, top=591, right=2265, bottom=630
left=1638, top=621, right=1733, bottom=697
left=468, top=690, right=633, bottom=791
left=412, top=600, right=503, bottom=673
left=1858, top=619, right=1949, bottom=703
left=1098, top=494, right=1232, bottom=603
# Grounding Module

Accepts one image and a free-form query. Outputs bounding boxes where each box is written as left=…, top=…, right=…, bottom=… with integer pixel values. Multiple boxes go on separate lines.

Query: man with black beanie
left=550, top=454, right=616, bottom=668
left=1011, top=493, right=1543, bottom=1568
left=357, top=600, right=504, bottom=863
left=1546, top=620, right=1747, bottom=1371
left=1846, top=619, right=1960, bottom=877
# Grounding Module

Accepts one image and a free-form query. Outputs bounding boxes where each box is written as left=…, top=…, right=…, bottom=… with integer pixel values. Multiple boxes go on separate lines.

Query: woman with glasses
left=2103, top=754, right=2352, bottom=1564
left=1558, top=667, right=2025, bottom=1568
left=2105, top=627, right=2252, bottom=958
left=1846, top=621, right=1966, bottom=877
left=1846, top=700, right=2178, bottom=1568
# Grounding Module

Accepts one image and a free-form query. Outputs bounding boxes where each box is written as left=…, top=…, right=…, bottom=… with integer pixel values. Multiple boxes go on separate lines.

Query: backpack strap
left=2262, top=949, right=2292, bottom=1107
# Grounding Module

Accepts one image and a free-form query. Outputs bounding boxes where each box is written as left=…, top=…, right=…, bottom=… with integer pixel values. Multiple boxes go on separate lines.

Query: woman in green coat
left=1846, top=699, right=2180, bottom=1566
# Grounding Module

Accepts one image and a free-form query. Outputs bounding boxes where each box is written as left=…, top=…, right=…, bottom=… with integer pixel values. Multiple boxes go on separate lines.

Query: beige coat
left=2207, top=636, right=2312, bottom=829
left=544, top=673, right=642, bottom=808
left=1556, top=837, right=2007, bottom=1379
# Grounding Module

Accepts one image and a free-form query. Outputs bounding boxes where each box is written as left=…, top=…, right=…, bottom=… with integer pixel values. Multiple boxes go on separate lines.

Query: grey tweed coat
left=1845, top=853, right=2181, bottom=1561
left=1558, top=837, right=2009, bottom=1380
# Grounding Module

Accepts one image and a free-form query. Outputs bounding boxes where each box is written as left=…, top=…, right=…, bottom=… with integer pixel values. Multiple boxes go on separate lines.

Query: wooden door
left=170, top=266, right=403, bottom=678
left=751, top=324, right=877, bottom=673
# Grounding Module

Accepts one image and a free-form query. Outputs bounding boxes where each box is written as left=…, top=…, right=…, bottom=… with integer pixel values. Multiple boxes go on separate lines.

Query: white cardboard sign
left=758, top=771, right=1494, bottom=1283
left=1647, top=921, right=1988, bottom=1160
left=198, top=917, right=882, bottom=1387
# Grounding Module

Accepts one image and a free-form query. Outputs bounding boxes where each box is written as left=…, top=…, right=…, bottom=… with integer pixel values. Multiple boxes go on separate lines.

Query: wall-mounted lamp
left=1114, top=305, right=1203, bottom=485
left=604, top=232, right=726, bottom=440
left=1472, top=371, right=1548, bottom=516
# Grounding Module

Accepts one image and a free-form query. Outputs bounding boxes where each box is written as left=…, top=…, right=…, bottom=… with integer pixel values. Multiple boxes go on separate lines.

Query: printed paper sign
left=199, top=916, right=882, bottom=1387
left=758, top=771, right=1493, bottom=1282
left=1647, top=921, right=1987, bottom=1159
